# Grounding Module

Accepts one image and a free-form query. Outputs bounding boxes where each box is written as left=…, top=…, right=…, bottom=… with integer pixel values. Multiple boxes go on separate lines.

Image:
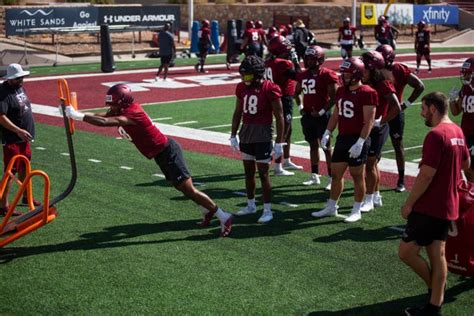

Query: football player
left=312, top=57, right=377, bottom=223
left=337, top=17, right=357, bottom=59
left=254, top=20, right=267, bottom=58
left=62, top=84, right=233, bottom=237
left=449, top=57, right=474, bottom=182
left=376, top=44, right=425, bottom=192
left=240, top=20, right=263, bottom=57
left=294, top=45, right=339, bottom=188
left=265, top=35, right=302, bottom=176
left=360, top=51, right=401, bottom=212
left=195, top=19, right=211, bottom=73
left=415, top=21, right=432, bottom=74
left=374, top=16, right=399, bottom=49
left=230, top=56, right=285, bottom=223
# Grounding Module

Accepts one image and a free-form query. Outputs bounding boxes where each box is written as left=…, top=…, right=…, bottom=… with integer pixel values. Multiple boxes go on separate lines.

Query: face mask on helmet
left=105, top=84, right=134, bottom=108
left=339, top=59, right=363, bottom=87
left=461, top=60, right=473, bottom=85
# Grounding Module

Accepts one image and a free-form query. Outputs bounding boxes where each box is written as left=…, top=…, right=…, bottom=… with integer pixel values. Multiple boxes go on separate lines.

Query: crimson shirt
left=243, top=28, right=261, bottom=44
left=296, top=67, right=339, bottom=112
left=415, top=29, right=430, bottom=46
left=375, top=24, right=392, bottom=40
left=338, top=25, right=357, bottom=43
left=373, top=80, right=396, bottom=120
left=198, top=27, right=211, bottom=43
left=459, top=84, right=474, bottom=136
left=264, top=58, right=296, bottom=96
left=414, top=122, right=469, bottom=220
left=391, top=62, right=412, bottom=102
left=335, top=85, right=378, bottom=136
left=235, top=80, right=282, bottom=125
left=112, top=102, right=168, bottom=159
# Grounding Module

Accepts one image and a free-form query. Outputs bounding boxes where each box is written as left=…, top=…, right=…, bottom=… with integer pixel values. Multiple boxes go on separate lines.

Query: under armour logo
left=104, top=15, right=113, bottom=23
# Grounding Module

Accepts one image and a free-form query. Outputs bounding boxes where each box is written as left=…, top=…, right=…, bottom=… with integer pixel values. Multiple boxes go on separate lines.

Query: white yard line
left=173, top=121, right=198, bottom=126
left=88, top=159, right=102, bottom=163
left=120, top=166, right=133, bottom=170
left=280, top=202, right=299, bottom=208
left=152, top=117, right=172, bottom=121
left=383, top=145, right=423, bottom=155
left=200, top=123, right=232, bottom=130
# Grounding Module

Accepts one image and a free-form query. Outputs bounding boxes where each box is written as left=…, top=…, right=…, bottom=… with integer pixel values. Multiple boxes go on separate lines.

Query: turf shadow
left=312, top=226, right=401, bottom=243
left=307, top=277, right=474, bottom=315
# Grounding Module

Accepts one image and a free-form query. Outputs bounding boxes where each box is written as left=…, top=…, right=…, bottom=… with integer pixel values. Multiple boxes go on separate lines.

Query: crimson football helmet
left=304, top=45, right=325, bottom=70
left=461, top=57, right=474, bottom=85
left=255, top=20, right=263, bottom=29
left=375, top=44, right=396, bottom=67
left=378, top=15, right=387, bottom=25
left=267, top=35, right=292, bottom=57
left=339, top=57, right=365, bottom=86
left=201, top=20, right=210, bottom=28
left=239, top=55, right=265, bottom=86
left=343, top=17, right=350, bottom=25
left=106, top=84, right=134, bottom=107
left=417, top=21, right=426, bottom=31
left=361, top=51, right=385, bottom=71
left=246, top=20, right=255, bottom=29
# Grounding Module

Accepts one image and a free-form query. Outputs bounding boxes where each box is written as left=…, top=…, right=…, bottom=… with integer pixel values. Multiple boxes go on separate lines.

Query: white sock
left=247, top=198, right=256, bottom=208
left=274, top=163, right=283, bottom=171
left=353, top=202, right=362, bottom=212
left=284, top=158, right=291, bottom=164
left=327, top=199, right=338, bottom=208
left=365, top=194, right=374, bottom=203
left=263, top=203, right=271, bottom=212
left=215, top=208, right=230, bottom=222
left=375, top=191, right=381, bottom=198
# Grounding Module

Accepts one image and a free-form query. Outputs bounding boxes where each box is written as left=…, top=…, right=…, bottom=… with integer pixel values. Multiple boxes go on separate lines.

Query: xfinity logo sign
left=414, top=5, right=458, bottom=25
left=422, top=7, right=450, bottom=23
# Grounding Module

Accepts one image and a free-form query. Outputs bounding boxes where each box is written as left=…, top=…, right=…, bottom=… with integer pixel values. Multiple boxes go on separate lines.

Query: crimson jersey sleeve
left=265, top=58, right=296, bottom=96
left=391, top=63, right=412, bottom=100
left=374, top=80, right=396, bottom=119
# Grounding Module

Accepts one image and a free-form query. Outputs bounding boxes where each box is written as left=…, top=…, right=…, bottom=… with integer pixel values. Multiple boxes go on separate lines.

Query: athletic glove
left=373, top=116, right=382, bottom=128
left=348, top=137, right=365, bottom=159
left=320, top=129, right=331, bottom=150
left=230, top=136, right=239, bottom=151
left=65, top=106, right=85, bottom=121
left=400, top=100, right=412, bottom=110
left=274, top=142, right=286, bottom=159
left=449, top=87, right=459, bottom=103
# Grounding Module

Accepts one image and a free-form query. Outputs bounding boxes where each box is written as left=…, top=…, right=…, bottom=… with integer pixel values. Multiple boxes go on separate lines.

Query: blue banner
left=414, top=5, right=459, bottom=25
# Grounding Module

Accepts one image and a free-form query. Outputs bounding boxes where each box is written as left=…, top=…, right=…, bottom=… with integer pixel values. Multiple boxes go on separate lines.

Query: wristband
left=318, top=109, right=326, bottom=116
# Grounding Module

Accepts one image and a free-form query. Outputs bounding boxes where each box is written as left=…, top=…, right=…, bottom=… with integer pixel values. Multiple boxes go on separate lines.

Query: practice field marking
left=412, top=158, right=422, bottom=163
left=293, top=115, right=302, bottom=119
left=174, top=121, right=198, bottom=126
left=60, top=153, right=70, bottom=156
left=120, top=166, right=133, bottom=170
left=152, top=117, right=172, bottom=121
left=336, top=214, right=348, bottom=219
left=35, top=147, right=46, bottom=150
left=152, top=173, right=165, bottom=178
left=233, top=191, right=247, bottom=196
left=280, top=202, right=299, bottom=208
left=88, top=159, right=102, bottom=163
left=294, top=140, right=307, bottom=144
left=383, top=145, right=423, bottom=154
left=200, top=124, right=232, bottom=130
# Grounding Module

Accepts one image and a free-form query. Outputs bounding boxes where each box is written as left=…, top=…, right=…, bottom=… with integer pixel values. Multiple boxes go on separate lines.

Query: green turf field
left=1, top=75, right=473, bottom=314
left=1, top=123, right=473, bottom=315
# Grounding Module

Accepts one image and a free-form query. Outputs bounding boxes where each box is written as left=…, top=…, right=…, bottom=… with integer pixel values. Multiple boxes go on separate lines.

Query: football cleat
left=303, top=173, right=320, bottom=186
left=274, top=168, right=294, bottom=176
left=311, top=205, right=338, bottom=218
left=395, top=184, right=406, bottom=192
left=194, top=64, right=200, bottom=73
left=360, top=200, right=374, bottom=213
left=344, top=209, right=362, bottom=223
left=257, top=210, right=273, bottom=223
left=235, top=205, right=257, bottom=216
left=200, top=208, right=216, bottom=227
left=0, top=207, right=22, bottom=217
left=283, top=161, right=303, bottom=170
left=374, top=194, right=383, bottom=207
left=325, top=177, right=332, bottom=191
left=220, top=215, right=233, bottom=237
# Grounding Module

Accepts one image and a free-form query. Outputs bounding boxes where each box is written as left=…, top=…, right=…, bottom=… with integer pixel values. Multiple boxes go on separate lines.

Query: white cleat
left=283, top=161, right=303, bottom=170
left=257, top=210, right=273, bottom=223
left=360, top=201, right=374, bottom=213
left=311, top=205, right=338, bottom=218
left=344, top=210, right=362, bottom=223
left=395, top=184, right=406, bottom=192
left=274, top=168, right=295, bottom=176
left=374, top=195, right=383, bottom=207
left=303, top=173, right=320, bottom=186
left=325, top=177, right=332, bottom=191
left=235, top=205, right=257, bottom=216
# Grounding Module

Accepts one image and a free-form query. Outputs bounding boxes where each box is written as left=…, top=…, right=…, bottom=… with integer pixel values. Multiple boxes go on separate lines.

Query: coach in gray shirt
left=156, top=22, right=176, bottom=81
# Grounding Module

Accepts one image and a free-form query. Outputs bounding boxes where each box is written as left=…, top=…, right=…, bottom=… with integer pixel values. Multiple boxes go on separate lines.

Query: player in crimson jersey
left=376, top=44, right=425, bottom=192
left=230, top=56, right=284, bottom=223
left=374, top=16, right=399, bottom=49
left=254, top=20, right=267, bottom=58
left=337, top=17, right=357, bottom=59
left=240, top=20, right=263, bottom=57
left=415, top=21, right=432, bottom=74
left=195, top=20, right=211, bottom=73
left=399, top=92, right=470, bottom=316
left=360, top=51, right=401, bottom=213
left=449, top=57, right=474, bottom=182
left=294, top=45, right=339, bottom=188
left=312, top=57, right=377, bottom=223
left=62, top=84, right=233, bottom=237
left=265, top=35, right=302, bottom=176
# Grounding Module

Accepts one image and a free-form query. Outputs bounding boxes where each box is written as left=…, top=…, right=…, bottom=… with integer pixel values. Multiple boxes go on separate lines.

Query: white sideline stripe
left=383, top=145, right=423, bottom=154
left=174, top=121, right=198, bottom=126
left=31, top=102, right=420, bottom=177
left=152, top=117, right=172, bottom=121
left=280, top=202, right=299, bottom=208
left=120, top=166, right=133, bottom=170
left=233, top=191, right=247, bottom=196
left=35, top=147, right=46, bottom=150
left=60, top=153, right=70, bottom=156
left=200, top=124, right=232, bottom=130
left=389, top=226, right=405, bottom=233
left=88, top=159, right=102, bottom=163
left=152, top=173, right=165, bottom=178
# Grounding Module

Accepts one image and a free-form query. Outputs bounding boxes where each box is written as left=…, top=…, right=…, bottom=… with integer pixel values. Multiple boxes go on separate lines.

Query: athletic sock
left=215, top=208, right=230, bottom=222
left=247, top=198, right=256, bottom=208
left=263, top=203, right=271, bottom=212
left=353, top=202, right=362, bottom=211
left=327, top=199, right=338, bottom=208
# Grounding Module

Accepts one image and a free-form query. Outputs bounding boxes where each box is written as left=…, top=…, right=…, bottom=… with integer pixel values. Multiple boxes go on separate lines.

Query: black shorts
left=198, top=42, right=210, bottom=55
left=239, top=142, right=273, bottom=162
left=332, top=135, right=370, bottom=167
left=466, top=134, right=474, bottom=170
left=402, top=211, right=451, bottom=246
left=160, top=54, right=172, bottom=65
left=282, top=96, right=294, bottom=123
left=341, top=44, right=353, bottom=52
left=377, top=38, right=390, bottom=45
left=301, top=112, right=330, bottom=142
left=245, top=43, right=261, bottom=56
left=154, top=138, right=191, bottom=186
left=368, top=124, right=389, bottom=159
left=388, top=111, right=405, bottom=140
